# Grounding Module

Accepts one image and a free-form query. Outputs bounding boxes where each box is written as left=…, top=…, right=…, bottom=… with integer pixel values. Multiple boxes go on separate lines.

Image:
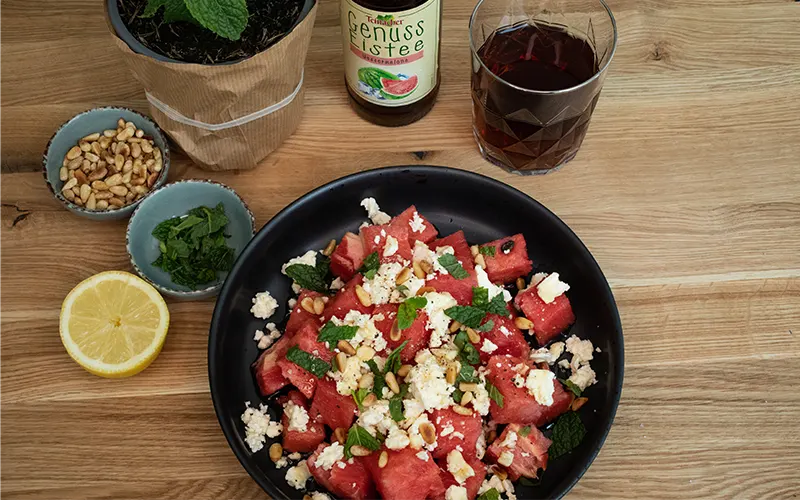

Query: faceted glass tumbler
left=469, top=0, right=617, bottom=174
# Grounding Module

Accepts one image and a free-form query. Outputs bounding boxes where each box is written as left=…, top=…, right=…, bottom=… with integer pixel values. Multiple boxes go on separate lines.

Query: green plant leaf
left=485, top=293, right=509, bottom=317
left=285, top=263, right=329, bottom=293
left=385, top=340, right=409, bottom=374
left=479, top=246, right=496, bottom=257
left=353, top=388, right=371, bottom=411
left=477, top=488, right=500, bottom=500
left=317, top=322, right=359, bottom=346
left=285, top=346, right=331, bottom=378
left=549, top=411, right=586, bottom=459
left=184, top=0, right=248, bottom=40
left=476, top=319, right=494, bottom=332
left=453, top=331, right=480, bottom=365
left=141, top=0, right=196, bottom=23
left=485, top=380, right=504, bottom=408
left=358, top=251, right=380, bottom=280
left=344, top=425, right=381, bottom=459
left=397, top=296, right=427, bottom=330
left=445, top=305, right=486, bottom=329
left=388, top=383, right=408, bottom=422
left=366, top=359, right=385, bottom=396
left=437, top=254, right=469, bottom=279
left=519, top=426, right=532, bottom=437
left=560, top=379, right=583, bottom=397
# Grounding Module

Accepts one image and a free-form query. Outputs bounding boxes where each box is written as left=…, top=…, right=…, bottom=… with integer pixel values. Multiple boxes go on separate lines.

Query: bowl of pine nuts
left=43, top=107, right=170, bottom=220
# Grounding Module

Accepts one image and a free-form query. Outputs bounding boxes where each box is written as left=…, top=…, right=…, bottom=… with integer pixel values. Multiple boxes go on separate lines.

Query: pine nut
left=445, top=363, right=458, bottom=385
left=337, top=340, right=356, bottom=356
left=514, top=317, right=534, bottom=330
left=141, top=141, right=153, bottom=154
left=85, top=193, right=97, bottom=210
left=88, top=166, right=107, bottom=182
left=356, top=345, right=375, bottom=361
left=475, top=254, right=486, bottom=268
left=419, top=422, right=436, bottom=444
left=397, top=364, right=412, bottom=377
left=419, top=260, right=433, bottom=275
left=91, top=141, right=103, bottom=156
left=461, top=391, right=474, bottom=406
left=335, top=352, right=348, bottom=372
left=72, top=169, right=87, bottom=184
left=109, top=197, right=125, bottom=208
left=385, top=372, right=400, bottom=394
left=300, top=297, right=315, bottom=314
left=131, top=142, right=142, bottom=159
left=571, top=397, right=588, bottom=411
left=412, top=260, right=425, bottom=279
left=79, top=141, right=91, bottom=152
left=79, top=183, right=91, bottom=203
left=395, top=267, right=411, bottom=285
left=416, top=286, right=435, bottom=296
left=452, top=405, right=473, bottom=416
left=470, top=245, right=479, bottom=257
left=68, top=157, right=83, bottom=170
left=494, top=468, right=508, bottom=481
left=390, top=320, right=401, bottom=341
left=66, top=146, right=82, bottom=160
left=135, top=128, right=144, bottom=138
left=269, top=443, right=283, bottom=462
left=94, top=191, right=113, bottom=200
left=63, top=189, right=75, bottom=201
left=117, top=118, right=126, bottom=128
left=116, top=127, right=134, bottom=141
left=109, top=185, right=128, bottom=197
left=459, top=382, right=479, bottom=392
left=516, top=277, right=526, bottom=290
left=322, top=239, right=336, bottom=256
left=95, top=199, right=108, bottom=210
left=466, top=327, right=480, bottom=344
left=355, top=285, right=372, bottom=307
left=103, top=129, right=116, bottom=138
left=82, top=133, right=101, bottom=142
left=59, top=167, right=68, bottom=181
left=147, top=172, right=159, bottom=188
left=312, top=296, right=325, bottom=315
left=333, top=427, right=347, bottom=444
left=92, top=180, right=109, bottom=191
left=73, top=197, right=84, bottom=206
left=153, top=147, right=161, bottom=160
left=448, top=320, right=462, bottom=333
left=378, top=450, right=388, bottom=468
left=362, top=393, right=377, bottom=407
left=62, top=178, right=78, bottom=192
left=358, top=373, right=374, bottom=389
left=350, top=445, right=372, bottom=457
left=487, top=429, right=497, bottom=444
left=122, top=171, right=132, bottom=185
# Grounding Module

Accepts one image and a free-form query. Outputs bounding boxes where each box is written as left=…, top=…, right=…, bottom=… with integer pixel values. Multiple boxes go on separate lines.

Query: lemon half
left=60, top=271, right=170, bottom=378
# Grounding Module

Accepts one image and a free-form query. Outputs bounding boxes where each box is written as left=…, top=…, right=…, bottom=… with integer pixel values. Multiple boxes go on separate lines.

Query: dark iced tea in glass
left=470, top=0, right=617, bottom=173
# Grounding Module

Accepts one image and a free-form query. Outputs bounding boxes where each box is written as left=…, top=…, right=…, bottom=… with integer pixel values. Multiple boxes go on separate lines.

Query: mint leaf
left=476, top=320, right=494, bottom=332
left=561, top=379, right=583, bottom=397
left=437, top=254, right=469, bottom=279
left=479, top=246, right=496, bottom=257
left=285, top=346, right=331, bottom=378
left=353, top=388, right=371, bottom=410
left=472, top=286, right=489, bottom=308
left=485, top=293, right=509, bottom=317
left=285, top=263, right=328, bottom=293
left=445, top=305, right=486, bottom=328
left=519, top=426, right=532, bottom=437
left=183, top=0, right=248, bottom=40
left=396, top=284, right=409, bottom=294
left=477, top=488, right=500, bottom=500
left=358, top=252, right=380, bottom=280
left=397, top=296, right=427, bottom=330
left=388, top=384, right=408, bottom=422
left=453, top=331, right=480, bottom=365
left=366, top=359, right=385, bottom=396
left=344, top=425, right=381, bottom=459
left=385, top=340, right=409, bottom=374
left=318, top=322, right=359, bottom=346
left=455, top=363, right=477, bottom=384
left=549, top=411, right=586, bottom=459
left=485, top=380, right=504, bottom=408
left=452, top=388, right=463, bottom=403
left=141, top=0, right=196, bottom=23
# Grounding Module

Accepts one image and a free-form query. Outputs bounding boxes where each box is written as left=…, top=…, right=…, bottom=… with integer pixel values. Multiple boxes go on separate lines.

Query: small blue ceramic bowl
left=126, top=180, right=256, bottom=300
left=43, top=107, right=170, bottom=220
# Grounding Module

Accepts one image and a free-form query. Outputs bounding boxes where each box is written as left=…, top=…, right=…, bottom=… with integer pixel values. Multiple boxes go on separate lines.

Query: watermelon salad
left=241, top=199, right=600, bottom=500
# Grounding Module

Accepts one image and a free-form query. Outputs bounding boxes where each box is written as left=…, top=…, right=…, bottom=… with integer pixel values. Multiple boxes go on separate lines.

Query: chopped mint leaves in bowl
left=126, top=180, right=255, bottom=300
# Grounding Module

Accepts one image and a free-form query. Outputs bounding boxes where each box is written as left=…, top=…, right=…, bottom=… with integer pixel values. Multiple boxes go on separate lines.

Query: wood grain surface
left=2, top=0, right=800, bottom=498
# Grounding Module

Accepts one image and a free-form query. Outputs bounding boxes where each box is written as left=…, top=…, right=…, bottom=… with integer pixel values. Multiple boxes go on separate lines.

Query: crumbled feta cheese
left=422, top=291, right=458, bottom=348
left=409, top=211, right=426, bottom=233
left=440, top=424, right=455, bottom=437
left=251, top=291, right=279, bottom=319
left=403, top=399, right=425, bottom=421
left=256, top=323, right=281, bottom=350
left=383, top=235, right=399, bottom=257
left=310, top=492, right=331, bottom=500
left=499, top=325, right=512, bottom=336
left=330, top=277, right=345, bottom=291
left=385, top=427, right=411, bottom=450
left=331, top=310, right=388, bottom=353
left=525, top=369, right=556, bottom=406
left=475, top=432, right=486, bottom=459
left=292, top=282, right=302, bottom=294
left=447, top=450, right=475, bottom=485
left=446, top=486, right=468, bottom=500
left=361, top=198, right=391, bottom=225
left=402, top=274, right=426, bottom=297
left=331, top=355, right=366, bottom=396
left=362, top=262, right=404, bottom=306
left=285, top=461, right=310, bottom=490
left=528, top=272, right=548, bottom=289
left=596, top=346, right=602, bottom=353
left=566, top=335, right=594, bottom=367
left=512, top=373, right=525, bottom=388
left=481, top=338, right=499, bottom=354
left=288, top=298, right=297, bottom=308
left=475, top=265, right=512, bottom=302
left=536, top=272, right=570, bottom=303
left=499, top=430, right=518, bottom=449
left=284, top=401, right=309, bottom=432
left=407, top=413, right=437, bottom=451
left=498, top=450, right=515, bottom=467
left=374, top=235, right=381, bottom=244
left=471, top=382, right=491, bottom=416
left=241, top=402, right=283, bottom=452
left=478, top=475, right=506, bottom=496
left=281, top=250, right=317, bottom=275
left=406, top=349, right=454, bottom=410
left=569, top=365, right=597, bottom=390
left=275, top=456, right=288, bottom=468
left=288, top=452, right=302, bottom=460
left=416, top=451, right=430, bottom=461
left=413, top=240, right=436, bottom=263
left=314, top=442, right=345, bottom=471
left=530, top=341, right=565, bottom=364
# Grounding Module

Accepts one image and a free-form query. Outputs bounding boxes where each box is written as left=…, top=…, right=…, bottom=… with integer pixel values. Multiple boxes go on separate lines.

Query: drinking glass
left=469, top=0, right=617, bottom=174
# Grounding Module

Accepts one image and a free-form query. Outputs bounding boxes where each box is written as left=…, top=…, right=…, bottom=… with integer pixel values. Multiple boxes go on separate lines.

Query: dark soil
left=117, top=0, right=305, bottom=64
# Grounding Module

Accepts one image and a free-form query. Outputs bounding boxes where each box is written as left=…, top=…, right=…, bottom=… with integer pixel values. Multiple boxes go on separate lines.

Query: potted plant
left=106, top=0, right=317, bottom=170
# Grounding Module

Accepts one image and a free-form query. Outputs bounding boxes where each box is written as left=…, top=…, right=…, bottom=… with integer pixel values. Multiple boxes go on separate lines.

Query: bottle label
left=341, top=0, right=440, bottom=107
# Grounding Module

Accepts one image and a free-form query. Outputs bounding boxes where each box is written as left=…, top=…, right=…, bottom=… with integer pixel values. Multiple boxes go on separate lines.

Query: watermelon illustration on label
left=357, top=68, right=419, bottom=101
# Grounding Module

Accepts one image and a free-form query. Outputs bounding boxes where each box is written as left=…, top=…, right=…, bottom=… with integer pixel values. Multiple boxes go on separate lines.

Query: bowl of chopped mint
left=126, top=180, right=256, bottom=299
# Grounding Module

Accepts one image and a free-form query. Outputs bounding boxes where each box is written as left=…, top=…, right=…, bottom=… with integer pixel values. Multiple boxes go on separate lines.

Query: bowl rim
left=42, top=106, right=171, bottom=218
left=125, top=179, right=257, bottom=298
left=207, top=165, right=625, bottom=499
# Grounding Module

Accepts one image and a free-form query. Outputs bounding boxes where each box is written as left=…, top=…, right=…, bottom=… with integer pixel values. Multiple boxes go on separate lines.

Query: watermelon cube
left=279, top=391, right=326, bottom=453
left=330, top=232, right=366, bottom=280
left=430, top=231, right=475, bottom=272
left=384, top=310, right=431, bottom=363
left=389, top=206, right=438, bottom=245
left=474, top=314, right=531, bottom=363
left=366, top=447, right=445, bottom=500
left=484, top=355, right=572, bottom=426
left=323, top=274, right=374, bottom=322
left=308, top=443, right=376, bottom=500
left=278, top=323, right=333, bottom=399
left=430, top=408, right=484, bottom=460
left=515, top=287, right=575, bottom=346
left=427, top=231, right=478, bottom=305
left=432, top=454, right=487, bottom=500
left=310, top=376, right=358, bottom=431
left=286, top=290, right=324, bottom=337
left=486, top=423, right=551, bottom=481
left=361, top=223, right=413, bottom=264
left=251, top=335, right=291, bottom=396
left=479, top=234, right=533, bottom=284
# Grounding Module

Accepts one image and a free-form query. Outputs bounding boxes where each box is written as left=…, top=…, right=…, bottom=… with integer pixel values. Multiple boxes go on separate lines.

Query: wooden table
left=3, top=0, right=800, bottom=498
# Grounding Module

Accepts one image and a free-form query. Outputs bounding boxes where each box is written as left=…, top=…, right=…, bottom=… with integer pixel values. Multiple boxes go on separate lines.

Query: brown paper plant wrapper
left=110, top=5, right=317, bottom=171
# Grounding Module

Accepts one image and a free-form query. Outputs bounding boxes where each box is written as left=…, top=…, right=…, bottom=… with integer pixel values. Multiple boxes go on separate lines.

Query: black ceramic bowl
left=209, top=166, right=623, bottom=499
